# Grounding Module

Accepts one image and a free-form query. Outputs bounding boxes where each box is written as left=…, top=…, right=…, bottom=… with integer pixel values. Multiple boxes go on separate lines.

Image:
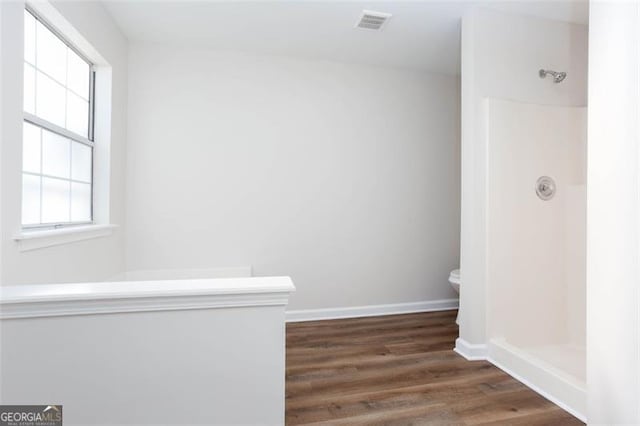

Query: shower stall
left=485, top=98, right=586, bottom=418
left=459, top=6, right=590, bottom=423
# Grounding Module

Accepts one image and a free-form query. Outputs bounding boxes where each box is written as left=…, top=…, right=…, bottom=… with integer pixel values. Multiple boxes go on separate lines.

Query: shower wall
left=486, top=99, right=586, bottom=349
left=459, top=7, right=588, bottom=349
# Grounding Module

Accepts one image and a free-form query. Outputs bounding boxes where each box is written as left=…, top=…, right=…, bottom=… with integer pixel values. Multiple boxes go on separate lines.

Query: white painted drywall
left=587, top=1, right=640, bottom=423
left=459, top=8, right=587, bottom=346
left=2, top=309, right=286, bottom=425
left=0, top=1, right=127, bottom=286
left=126, top=44, right=460, bottom=310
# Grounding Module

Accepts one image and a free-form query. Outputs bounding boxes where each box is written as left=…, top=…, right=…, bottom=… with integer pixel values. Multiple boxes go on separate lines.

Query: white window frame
left=22, top=6, right=96, bottom=230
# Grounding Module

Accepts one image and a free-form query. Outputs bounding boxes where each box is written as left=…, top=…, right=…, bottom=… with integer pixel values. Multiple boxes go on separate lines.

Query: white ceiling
left=103, top=0, right=588, bottom=75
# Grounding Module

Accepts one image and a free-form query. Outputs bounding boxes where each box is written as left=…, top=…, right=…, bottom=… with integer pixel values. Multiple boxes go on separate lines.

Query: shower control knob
left=536, top=176, right=556, bottom=201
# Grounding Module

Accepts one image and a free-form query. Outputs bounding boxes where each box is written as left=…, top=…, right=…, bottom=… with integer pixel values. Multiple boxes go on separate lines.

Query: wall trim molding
left=453, top=337, right=489, bottom=361
left=0, top=276, right=295, bottom=319
left=285, top=299, right=458, bottom=322
left=13, top=224, right=117, bottom=252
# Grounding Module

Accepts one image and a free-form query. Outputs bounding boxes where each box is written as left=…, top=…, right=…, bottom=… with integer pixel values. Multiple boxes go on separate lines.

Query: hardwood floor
left=286, top=310, right=583, bottom=425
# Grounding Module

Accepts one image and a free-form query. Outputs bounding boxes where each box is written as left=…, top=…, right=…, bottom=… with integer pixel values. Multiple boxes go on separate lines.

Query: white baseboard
left=454, top=337, right=488, bottom=361
left=285, top=299, right=458, bottom=322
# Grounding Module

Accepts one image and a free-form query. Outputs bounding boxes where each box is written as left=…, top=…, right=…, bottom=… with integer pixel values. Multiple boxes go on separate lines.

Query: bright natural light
left=22, top=9, right=93, bottom=227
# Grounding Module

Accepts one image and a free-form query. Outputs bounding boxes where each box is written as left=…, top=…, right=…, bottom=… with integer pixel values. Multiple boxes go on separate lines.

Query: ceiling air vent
left=355, top=10, right=392, bottom=31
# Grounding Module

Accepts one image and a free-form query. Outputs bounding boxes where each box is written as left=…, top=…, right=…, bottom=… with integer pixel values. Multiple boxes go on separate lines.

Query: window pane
left=41, top=177, right=70, bottom=223
left=22, top=8, right=94, bottom=227
left=36, top=20, right=67, bottom=85
left=71, top=142, right=92, bottom=182
left=66, top=90, right=88, bottom=137
left=23, top=64, right=36, bottom=114
left=36, top=71, right=66, bottom=127
left=22, top=174, right=41, bottom=225
left=24, top=10, right=35, bottom=64
left=23, top=122, right=41, bottom=174
left=71, top=182, right=91, bottom=222
left=42, top=130, right=70, bottom=178
left=67, top=51, right=89, bottom=100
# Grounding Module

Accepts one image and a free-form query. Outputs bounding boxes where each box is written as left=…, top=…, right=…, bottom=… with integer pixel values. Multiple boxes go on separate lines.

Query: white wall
left=0, top=1, right=127, bottom=285
left=2, top=308, right=286, bottom=425
left=587, top=1, right=640, bottom=423
left=126, top=44, right=460, bottom=310
left=459, top=8, right=588, bottom=346
left=0, top=277, right=293, bottom=424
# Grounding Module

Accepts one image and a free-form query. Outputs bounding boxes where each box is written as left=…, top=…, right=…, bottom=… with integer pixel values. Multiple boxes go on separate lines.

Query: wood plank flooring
left=286, top=310, right=583, bottom=425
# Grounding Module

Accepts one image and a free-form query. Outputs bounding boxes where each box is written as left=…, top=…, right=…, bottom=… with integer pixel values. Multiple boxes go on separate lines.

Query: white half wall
left=126, top=44, right=461, bottom=311
left=587, top=1, right=640, bottom=423
left=460, top=8, right=587, bottom=346
left=0, top=1, right=128, bottom=285
left=0, top=276, right=294, bottom=424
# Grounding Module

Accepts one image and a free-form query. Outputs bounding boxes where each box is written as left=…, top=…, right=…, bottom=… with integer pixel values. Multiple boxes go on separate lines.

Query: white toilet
left=448, top=269, right=460, bottom=324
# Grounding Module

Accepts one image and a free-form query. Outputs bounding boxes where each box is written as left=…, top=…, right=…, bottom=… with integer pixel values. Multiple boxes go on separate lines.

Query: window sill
left=13, top=224, right=118, bottom=252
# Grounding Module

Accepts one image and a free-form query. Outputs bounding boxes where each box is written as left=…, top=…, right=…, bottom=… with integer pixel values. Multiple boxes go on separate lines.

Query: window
left=22, top=8, right=94, bottom=228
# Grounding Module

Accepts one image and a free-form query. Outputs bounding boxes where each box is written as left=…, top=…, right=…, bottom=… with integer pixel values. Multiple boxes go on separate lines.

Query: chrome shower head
left=539, top=69, right=567, bottom=83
